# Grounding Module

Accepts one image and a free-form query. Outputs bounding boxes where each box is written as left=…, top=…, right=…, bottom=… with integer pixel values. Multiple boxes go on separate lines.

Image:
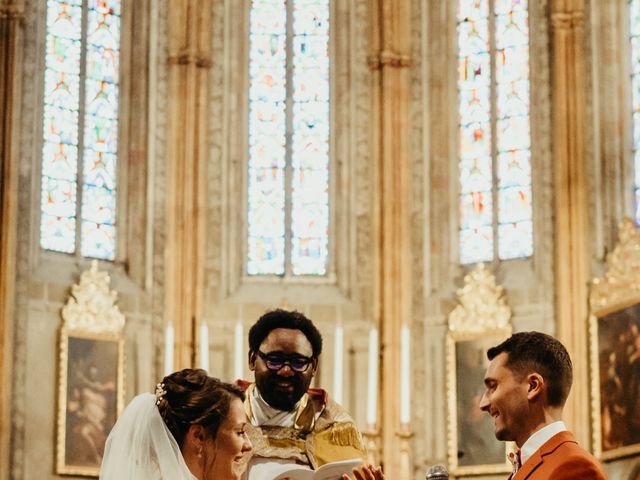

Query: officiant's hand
left=342, top=463, right=386, bottom=480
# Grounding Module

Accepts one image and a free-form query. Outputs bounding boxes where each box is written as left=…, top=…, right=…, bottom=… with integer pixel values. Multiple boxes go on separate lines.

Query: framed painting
left=590, top=218, right=640, bottom=461
left=56, top=262, right=125, bottom=476
left=446, top=264, right=514, bottom=476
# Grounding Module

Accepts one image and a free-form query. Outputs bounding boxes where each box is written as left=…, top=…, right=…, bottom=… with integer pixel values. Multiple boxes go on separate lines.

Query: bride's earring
left=197, top=445, right=203, bottom=459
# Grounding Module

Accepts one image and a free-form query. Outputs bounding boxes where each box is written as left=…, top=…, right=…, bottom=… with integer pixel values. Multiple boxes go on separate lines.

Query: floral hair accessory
left=155, top=382, right=166, bottom=405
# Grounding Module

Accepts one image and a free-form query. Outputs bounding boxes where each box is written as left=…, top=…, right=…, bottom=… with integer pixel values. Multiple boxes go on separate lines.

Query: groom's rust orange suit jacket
left=512, top=431, right=608, bottom=480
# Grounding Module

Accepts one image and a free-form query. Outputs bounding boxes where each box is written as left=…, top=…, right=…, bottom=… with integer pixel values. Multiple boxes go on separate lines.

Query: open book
left=271, top=458, right=363, bottom=480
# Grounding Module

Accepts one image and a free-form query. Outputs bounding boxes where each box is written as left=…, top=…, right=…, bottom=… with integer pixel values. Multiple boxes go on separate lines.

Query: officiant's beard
left=256, top=371, right=310, bottom=411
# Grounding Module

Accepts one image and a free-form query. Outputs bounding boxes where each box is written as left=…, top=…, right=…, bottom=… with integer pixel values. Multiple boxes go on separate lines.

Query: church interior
left=3, top=0, right=640, bottom=478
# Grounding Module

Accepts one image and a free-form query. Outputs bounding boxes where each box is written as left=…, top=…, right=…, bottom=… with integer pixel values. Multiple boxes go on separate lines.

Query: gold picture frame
left=446, top=264, right=513, bottom=477
left=590, top=218, right=640, bottom=461
left=56, top=262, right=125, bottom=476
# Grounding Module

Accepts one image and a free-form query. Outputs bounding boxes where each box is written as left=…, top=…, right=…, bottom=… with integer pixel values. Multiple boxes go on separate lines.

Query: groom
left=237, top=309, right=366, bottom=479
left=479, top=331, right=607, bottom=479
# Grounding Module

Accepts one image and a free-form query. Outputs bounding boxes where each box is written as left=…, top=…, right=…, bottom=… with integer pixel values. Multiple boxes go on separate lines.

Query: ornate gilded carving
left=61, top=261, right=125, bottom=334
left=448, top=263, right=512, bottom=334
left=591, top=218, right=640, bottom=311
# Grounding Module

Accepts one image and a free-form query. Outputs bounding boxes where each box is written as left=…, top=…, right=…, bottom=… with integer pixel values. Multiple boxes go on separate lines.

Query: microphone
left=426, top=464, right=449, bottom=479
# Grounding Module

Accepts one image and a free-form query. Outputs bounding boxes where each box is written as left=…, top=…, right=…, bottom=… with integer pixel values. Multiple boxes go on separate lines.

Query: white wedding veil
left=100, top=392, right=196, bottom=480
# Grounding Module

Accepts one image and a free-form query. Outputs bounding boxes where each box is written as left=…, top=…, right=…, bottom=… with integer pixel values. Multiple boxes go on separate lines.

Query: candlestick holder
left=362, top=428, right=381, bottom=466
left=396, top=423, right=413, bottom=479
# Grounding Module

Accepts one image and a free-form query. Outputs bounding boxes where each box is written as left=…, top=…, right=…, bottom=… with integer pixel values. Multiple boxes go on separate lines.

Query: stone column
left=164, top=0, right=213, bottom=370
left=369, top=0, right=413, bottom=477
left=0, top=1, right=23, bottom=477
left=551, top=0, right=590, bottom=447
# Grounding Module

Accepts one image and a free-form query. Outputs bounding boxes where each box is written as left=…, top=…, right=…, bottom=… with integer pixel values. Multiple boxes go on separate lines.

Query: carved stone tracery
left=448, top=263, right=511, bottom=334
left=591, top=218, right=640, bottom=311
left=61, top=261, right=125, bottom=334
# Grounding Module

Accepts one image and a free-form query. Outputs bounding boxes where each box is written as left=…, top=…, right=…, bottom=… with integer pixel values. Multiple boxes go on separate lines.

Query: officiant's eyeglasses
left=257, top=351, right=314, bottom=372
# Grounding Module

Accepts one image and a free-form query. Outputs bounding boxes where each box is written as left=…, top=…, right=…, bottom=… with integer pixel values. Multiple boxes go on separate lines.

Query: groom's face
left=249, top=328, right=317, bottom=411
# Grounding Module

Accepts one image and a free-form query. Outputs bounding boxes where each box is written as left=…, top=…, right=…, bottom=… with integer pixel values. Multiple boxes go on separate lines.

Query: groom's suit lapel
left=512, top=431, right=577, bottom=479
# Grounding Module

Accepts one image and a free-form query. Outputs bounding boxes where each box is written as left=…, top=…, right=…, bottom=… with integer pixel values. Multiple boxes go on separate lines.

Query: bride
left=100, top=368, right=252, bottom=479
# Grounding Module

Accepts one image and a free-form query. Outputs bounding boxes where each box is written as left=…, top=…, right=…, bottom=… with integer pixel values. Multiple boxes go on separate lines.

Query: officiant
left=236, top=309, right=367, bottom=479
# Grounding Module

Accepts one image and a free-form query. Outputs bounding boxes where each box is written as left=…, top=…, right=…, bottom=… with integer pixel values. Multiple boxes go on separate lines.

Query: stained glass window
left=457, top=0, right=532, bottom=264
left=247, top=0, right=330, bottom=276
left=40, top=0, right=121, bottom=260
left=631, top=0, right=640, bottom=223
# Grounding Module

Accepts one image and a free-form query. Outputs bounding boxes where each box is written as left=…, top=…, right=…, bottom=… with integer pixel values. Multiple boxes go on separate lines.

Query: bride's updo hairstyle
left=156, top=368, right=245, bottom=447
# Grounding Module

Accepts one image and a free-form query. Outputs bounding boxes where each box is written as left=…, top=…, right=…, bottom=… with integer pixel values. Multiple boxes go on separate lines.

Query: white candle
left=164, top=323, right=174, bottom=375
left=199, top=321, right=209, bottom=371
left=234, top=321, right=244, bottom=380
left=400, top=325, right=410, bottom=424
left=366, top=327, right=379, bottom=426
left=333, top=324, right=344, bottom=404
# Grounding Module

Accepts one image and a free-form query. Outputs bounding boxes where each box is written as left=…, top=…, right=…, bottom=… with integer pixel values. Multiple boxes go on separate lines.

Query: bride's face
left=205, top=398, right=252, bottom=479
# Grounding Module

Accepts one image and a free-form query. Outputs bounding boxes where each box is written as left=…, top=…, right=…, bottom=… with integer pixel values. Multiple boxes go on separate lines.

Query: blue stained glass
left=459, top=88, right=491, bottom=125
left=458, top=0, right=532, bottom=264
left=498, top=220, right=533, bottom=260
left=248, top=202, right=285, bottom=236
left=460, top=227, right=494, bottom=264
left=292, top=238, right=328, bottom=275
left=80, top=221, right=115, bottom=260
left=631, top=0, right=640, bottom=36
left=460, top=191, right=493, bottom=229
left=87, top=8, right=120, bottom=49
left=292, top=36, right=329, bottom=69
left=47, top=36, right=81, bottom=74
left=459, top=53, right=491, bottom=90
left=247, top=237, right=285, bottom=275
left=494, top=0, right=527, bottom=15
left=457, top=19, right=490, bottom=56
left=40, top=214, right=76, bottom=253
left=294, top=2, right=329, bottom=35
left=458, top=0, right=488, bottom=23
left=249, top=136, right=286, bottom=169
left=293, top=102, right=329, bottom=136
left=460, top=122, right=491, bottom=159
left=85, top=79, right=119, bottom=118
left=632, top=0, right=640, bottom=224
left=41, top=177, right=77, bottom=218
left=43, top=105, right=79, bottom=145
left=91, top=0, right=121, bottom=16
left=250, top=69, right=287, bottom=100
left=498, top=185, right=531, bottom=223
left=251, top=2, right=286, bottom=35
left=83, top=150, right=116, bottom=190
left=495, top=11, right=528, bottom=49
left=292, top=135, right=328, bottom=168
left=250, top=34, right=287, bottom=67
left=44, top=70, right=80, bottom=109
left=46, top=1, right=82, bottom=40
left=635, top=149, right=640, bottom=188
left=40, top=0, right=120, bottom=259
left=497, top=150, right=531, bottom=187
left=496, top=80, right=529, bottom=118
left=250, top=101, right=286, bottom=134
left=248, top=0, right=329, bottom=276
left=460, top=157, right=492, bottom=193
left=495, top=46, right=529, bottom=83
left=293, top=70, right=329, bottom=102
left=497, top=115, right=530, bottom=152
left=292, top=169, right=329, bottom=202
left=86, top=45, right=119, bottom=82
left=249, top=167, right=286, bottom=201
left=42, top=141, right=78, bottom=180
left=84, top=114, right=118, bottom=153
left=82, top=185, right=116, bottom=224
